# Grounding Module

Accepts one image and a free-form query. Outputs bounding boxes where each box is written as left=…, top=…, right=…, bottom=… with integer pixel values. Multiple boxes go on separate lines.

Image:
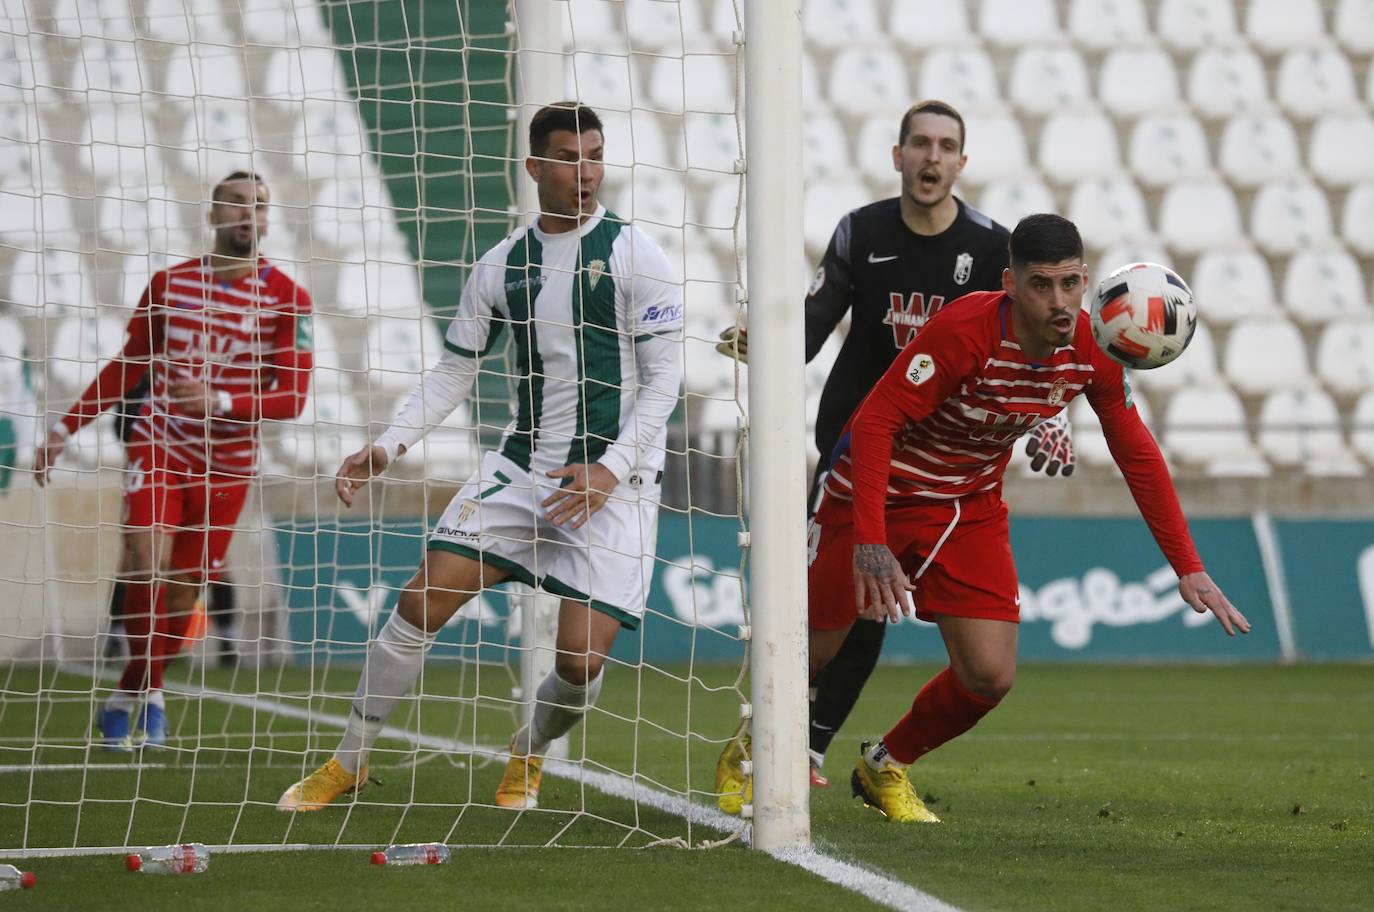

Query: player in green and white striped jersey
left=278, top=103, right=685, bottom=813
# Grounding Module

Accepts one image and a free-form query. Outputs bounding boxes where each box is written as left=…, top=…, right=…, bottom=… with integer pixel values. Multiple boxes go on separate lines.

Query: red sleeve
left=61, top=274, right=165, bottom=434
left=850, top=322, right=980, bottom=544
left=1086, top=351, right=1204, bottom=577
left=224, top=280, right=313, bottom=422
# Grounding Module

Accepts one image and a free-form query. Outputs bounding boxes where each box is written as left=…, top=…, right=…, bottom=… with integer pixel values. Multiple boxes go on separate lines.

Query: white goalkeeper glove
left=715, top=326, right=748, bottom=364
left=1025, top=411, right=1075, bottom=477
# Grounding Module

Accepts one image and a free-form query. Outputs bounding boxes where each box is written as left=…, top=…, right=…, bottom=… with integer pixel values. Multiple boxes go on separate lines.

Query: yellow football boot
left=495, top=740, right=544, bottom=809
left=716, top=731, right=752, bottom=815
left=276, top=757, right=367, bottom=812
left=850, top=742, right=940, bottom=824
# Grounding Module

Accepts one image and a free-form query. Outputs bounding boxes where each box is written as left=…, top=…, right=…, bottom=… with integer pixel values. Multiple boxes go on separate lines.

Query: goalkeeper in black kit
left=715, top=100, right=1075, bottom=806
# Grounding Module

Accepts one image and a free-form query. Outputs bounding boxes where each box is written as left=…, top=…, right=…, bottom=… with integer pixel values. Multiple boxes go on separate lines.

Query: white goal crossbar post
left=743, top=0, right=810, bottom=852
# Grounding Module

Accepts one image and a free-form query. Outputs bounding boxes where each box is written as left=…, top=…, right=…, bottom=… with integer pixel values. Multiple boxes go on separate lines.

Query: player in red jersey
left=810, top=214, right=1250, bottom=822
left=33, top=171, right=313, bottom=750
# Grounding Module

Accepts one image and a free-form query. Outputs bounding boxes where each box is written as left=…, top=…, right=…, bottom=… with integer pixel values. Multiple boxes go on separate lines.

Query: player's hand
left=1179, top=571, right=1250, bottom=637
left=852, top=543, right=915, bottom=623
left=335, top=444, right=390, bottom=508
left=32, top=428, right=70, bottom=488
left=167, top=379, right=211, bottom=418
left=715, top=326, right=748, bottom=364
left=1025, top=412, right=1075, bottom=477
left=543, top=462, right=618, bottom=530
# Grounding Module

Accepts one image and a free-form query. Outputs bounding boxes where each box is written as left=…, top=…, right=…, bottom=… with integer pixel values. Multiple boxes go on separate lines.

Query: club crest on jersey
left=587, top=259, right=607, bottom=290
left=906, top=353, right=936, bottom=386
left=1047, top=378, right=1068, bottom=407
left=953, top=252, right=973, bottom=285
left=808, top=265, right=825, bottom=297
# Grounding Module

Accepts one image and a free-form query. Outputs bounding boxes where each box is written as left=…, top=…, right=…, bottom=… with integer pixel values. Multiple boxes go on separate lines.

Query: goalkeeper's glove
left=715, top=326, right=748, bottom=364
left=1025, top=411, right=1075, bottom=477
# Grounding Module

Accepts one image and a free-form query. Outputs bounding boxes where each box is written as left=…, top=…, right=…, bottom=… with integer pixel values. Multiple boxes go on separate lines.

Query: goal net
left=0, top=0, right=760, bottom=855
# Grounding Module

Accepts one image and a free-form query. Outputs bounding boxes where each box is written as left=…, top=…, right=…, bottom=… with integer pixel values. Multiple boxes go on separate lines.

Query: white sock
left=145, top=689, right=165, bottom=711
left=335, top=612, right=436, bottom=775
left=808, top=748, right=825, bottom=769
left=865, top=740, right=904, bottom=771
left=514, top=668, right=604, bottom=757
left=106, top=690, right=139, bottom=714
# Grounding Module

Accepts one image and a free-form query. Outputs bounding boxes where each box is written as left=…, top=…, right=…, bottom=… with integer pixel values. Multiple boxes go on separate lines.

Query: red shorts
left=123, top=442, right=249, bottom=581
left=808, top=489, right=1020, bottom=630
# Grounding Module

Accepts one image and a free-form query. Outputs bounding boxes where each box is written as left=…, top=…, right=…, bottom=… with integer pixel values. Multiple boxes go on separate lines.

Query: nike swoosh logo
left=867, top=253, right=898, bottom=263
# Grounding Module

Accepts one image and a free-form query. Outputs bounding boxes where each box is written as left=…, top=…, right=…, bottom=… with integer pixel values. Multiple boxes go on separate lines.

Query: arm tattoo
left=855, top=543, right=896, bottom=577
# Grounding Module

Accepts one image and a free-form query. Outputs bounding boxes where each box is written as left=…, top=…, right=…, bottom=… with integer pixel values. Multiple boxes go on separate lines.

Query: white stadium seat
left=1257, top=388, right=1363, bottom=476
left=802, top=0, right=884, bottom=50
left=1007, top=46, right=1091, bottom=116
left=1315, top=320, right=1374, bottom=394
left=1066, top=176, right=1153, bottom=248
left=1343, top=183, right=1374, bottom=255
left=8, top=249, right=93, bottom=314
left=956, top=113, right=1029, bottom=186
left=613, top=167, right=689, bottom=231
left=1335, top=0, right=1374, bottom=53
left=624, top=0, right=712, bottom=53
left=802, top=180, right=868, bottom=256
left=917, top=48, right=1002, bottom=112
left=558, top=1, right=627, bottom=54
left=366, top=314, right=443, bottom=398
left=1098, top=48, right=1182, bottom=117
left=1131, top=320, right=1220, bottom=395
left=1038, top=109, right=1119, bottom=183
left=1245, top=0, right=1327, bottom=54
left=1157, top=180, right=1242, bottom=255
left=890, top=0, right=973, bottom=49
left=1190, top=249, right=1280, bottom=325
left=827, top=48, right=910, bottom=114
left=978, top=0, right=1060, bottom=47
left=1308, top=115, right=1374, bottom=186
left=566, top=52, right=634, bottom=112
left=1250, top=181, right=1335, bottom=255
left=1067, top=0, right=1149, bottom=51
left=46, top=315, right=126, bottom=397
left=1162, top=386, right=1269, bottom=476
left=805, top=111, right=853, bottom=182
left=598, top=109, right=675, bottom=172
left=1353, top=392, right=1374, bottom=466
left=648, top=53, right=736, bottom=115
left=1187, top=48, right=1269, bottom=119
left=1127, top=114, right=1209, bottom=188
left=1282, top=249, right=1370, bottom=325
left=1157, top=0, right=1239, bottom=52
left=1096, top=243, right=1175, bottom=276
left=978, top=177, right=1056, bottom=229
left=1276, top=48, right=1358, bottom=120
left=855, top=112, right=901, bottom=184
left=684, top=111, right=740, bottom=175
left=1223, top=318, right=1311, bottom=395
left=1068, top=391, right=1157, bottom=469
left=1217, top=114, right=1302, bottom=188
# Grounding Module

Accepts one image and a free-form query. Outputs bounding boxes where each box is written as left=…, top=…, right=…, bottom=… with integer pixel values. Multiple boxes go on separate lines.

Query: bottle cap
left=125, top=855, right=142, bottom=872
left=20, top=871, right=34, bottom=889
left=370, top=852, right=386, bottom=866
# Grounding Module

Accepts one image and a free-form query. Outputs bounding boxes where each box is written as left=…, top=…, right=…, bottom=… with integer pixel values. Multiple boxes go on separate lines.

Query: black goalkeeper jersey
left=805, top=195, right=1010, bottom=467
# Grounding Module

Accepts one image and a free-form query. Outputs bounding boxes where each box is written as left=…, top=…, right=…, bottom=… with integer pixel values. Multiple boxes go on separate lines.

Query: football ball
left=1089, top=262, right=1198, bottom=370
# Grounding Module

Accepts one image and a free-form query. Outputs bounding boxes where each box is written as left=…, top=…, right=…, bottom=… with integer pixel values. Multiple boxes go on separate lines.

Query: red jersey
left=829, top=291, right=1203, bottom=576
left=61, top=257, right=313, bottom=474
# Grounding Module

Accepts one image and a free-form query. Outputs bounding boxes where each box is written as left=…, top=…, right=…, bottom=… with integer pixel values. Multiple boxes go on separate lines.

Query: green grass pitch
left=1, top=660, right=1369, bottom=911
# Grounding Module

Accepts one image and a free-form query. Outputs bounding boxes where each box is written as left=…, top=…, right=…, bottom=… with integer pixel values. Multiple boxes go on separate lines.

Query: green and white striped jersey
left=445, top=206, right=684, bottom=483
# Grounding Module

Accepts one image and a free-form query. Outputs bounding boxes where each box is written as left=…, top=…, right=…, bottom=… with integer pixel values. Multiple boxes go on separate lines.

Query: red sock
left=882, top=666, right=1001, bottom=765
left=151, top=593, right=192, bottom=692
left=116, top=582, right=158, bottom=694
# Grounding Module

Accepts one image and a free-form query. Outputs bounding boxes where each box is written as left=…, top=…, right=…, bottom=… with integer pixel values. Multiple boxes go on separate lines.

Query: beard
left=218, top=229, right=256, bottom=257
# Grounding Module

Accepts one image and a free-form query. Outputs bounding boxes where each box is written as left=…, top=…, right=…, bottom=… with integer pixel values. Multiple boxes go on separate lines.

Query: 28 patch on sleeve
left=905, top=353, right=936, bottom=385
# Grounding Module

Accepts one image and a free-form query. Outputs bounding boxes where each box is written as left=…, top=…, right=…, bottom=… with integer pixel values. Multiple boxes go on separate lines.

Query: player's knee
left=554, top=651, right=603, bottom=687
left=959, top=664, right=1015, bottom=701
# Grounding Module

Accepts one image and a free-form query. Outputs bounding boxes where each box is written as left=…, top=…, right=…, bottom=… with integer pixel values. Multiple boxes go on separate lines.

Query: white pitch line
left=0, top=763, right=170, bottom=774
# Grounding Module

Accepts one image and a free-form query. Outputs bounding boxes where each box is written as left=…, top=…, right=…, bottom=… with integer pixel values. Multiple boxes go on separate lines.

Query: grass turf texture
left=2, top=661, right=1369, bottom=911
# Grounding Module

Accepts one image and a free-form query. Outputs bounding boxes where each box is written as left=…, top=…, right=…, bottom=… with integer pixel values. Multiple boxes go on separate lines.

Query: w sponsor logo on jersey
left=884, top=292, right=945, bottom=349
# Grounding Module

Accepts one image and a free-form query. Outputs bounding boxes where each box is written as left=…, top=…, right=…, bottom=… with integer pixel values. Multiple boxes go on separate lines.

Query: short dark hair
left=213, top=170, right=265, bottom=202
left=898, top=99, right=965, bottom=151
left=529, top=102, right=604, bottom=157
left=1009, top=214, right=1084, bottom=270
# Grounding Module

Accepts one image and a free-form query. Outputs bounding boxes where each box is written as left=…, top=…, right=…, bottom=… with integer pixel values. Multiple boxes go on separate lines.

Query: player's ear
left=890, top=144, right=901, bottom=173
left=524, top=156, right=540, bottom=182
left=1001, top=266, right=1015, bottom=298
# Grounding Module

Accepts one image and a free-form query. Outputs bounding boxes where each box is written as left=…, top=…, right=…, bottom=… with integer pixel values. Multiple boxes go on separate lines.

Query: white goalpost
left=0, top=0, right=809, bottom=857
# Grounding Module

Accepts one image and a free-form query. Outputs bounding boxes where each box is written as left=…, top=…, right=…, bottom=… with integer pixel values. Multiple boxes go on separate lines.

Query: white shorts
left=428, top=451, right=661, bottom=629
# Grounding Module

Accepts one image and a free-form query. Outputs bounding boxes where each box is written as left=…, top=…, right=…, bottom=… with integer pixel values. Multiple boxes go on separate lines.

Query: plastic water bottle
left=125, top=844, right=210, bottom=874
left=370, top=844, right=451, bottom=866
left=0, top=864, right=35, bottom=891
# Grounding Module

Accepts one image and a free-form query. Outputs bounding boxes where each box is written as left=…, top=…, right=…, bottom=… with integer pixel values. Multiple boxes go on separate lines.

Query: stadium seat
left=1308, top=115, right=1374, bottom=186
left=1186, top=48, right=1269, bottom=119
left=1131, top=320, right=1220, bottom=394
left=1162, top=385, right=1269, bottom=476
left=1250, top=181, right=1335, bottom=255
left=1098, top=48, right=1182, bottom=117
left=1334, top=0, right=1374, bottom=53
left=1096, top=243, right=1174, bottom=278
left=684, top=111, right=740, bottom=176
left=1067, top=392, right=1157, bottom=468
left=889, top=0, right=973, bottom=49
left=366, top=314, right=442, bottom=398
left=1066, top=0, right=1149, bottom=51
left=1282, top=249, right=1370, bottom=325
left=828, top=48, right=910, bottom=115
left=599, top=108, right=676, bottom=171
left=1157, top=0, right=1240, bottom=51
left=1007, top=46, right=1091, bottom=116
left=1066, top=175, right=1153, bottom=248
left=956, top=112, right=1029, bottom=186
left=624, top=0, right=712, bottom=53
left=1217, top=114, right=1302, bottom=188
left=0, top=137, right=35, bottom=192
left=1126, top=114, right=1209, bottom=190
left=558, top=1, right=627, bottom=53
left=1190, top=249, right=1280, bottom=325
left=808, top=111, right=855, bottom=182
left=273, top=388, right=364, bottom=481
left=614, top=167, right=689, bottom=232
left=916, top=48, right=1002, bottom=112
left=977, top=0, right=1060, bottom=47
left=648, top=52, right=735, bottom=115
left=801, top=0, right=884, bottom=50
left=1038, top=109, right=1120, bottom=183
left=802, top=180, right=868, bottom=257
left=1223, top=318, right=1310, bottom=396
left=566, top=52, right=635, bottom=112
left=1257, top=387, right=1363, bottom=476
left=7, top=249, right=93, bottom=314
left=1157, top=180, right=1242, bottom=255
left=1275, top=48, right=1358, bottom=120
left=1342, top=183, right=1374, bottom=255
left=1315, top=320, right=1374, bottom=394
left=66, top=37, right=144, bottom=97
left=1245, top=0, right=1326, bottom=53
left=46, top=314, right=126, bottom=397
left=417, top=401, right=480, bottom=485
left=1351, top=391, right=1374, bottom=465
left=978, top=177, right=1055, bottom=230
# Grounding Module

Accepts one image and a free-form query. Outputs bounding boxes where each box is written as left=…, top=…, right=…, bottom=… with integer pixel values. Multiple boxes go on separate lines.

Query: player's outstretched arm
left=335, top=444, right=393, bottom=508
left=32, top=427, right=70, bottom=487
left=852, top=543, right=915, bottom=624
left=1179, top=571, right=1250, bottom=637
